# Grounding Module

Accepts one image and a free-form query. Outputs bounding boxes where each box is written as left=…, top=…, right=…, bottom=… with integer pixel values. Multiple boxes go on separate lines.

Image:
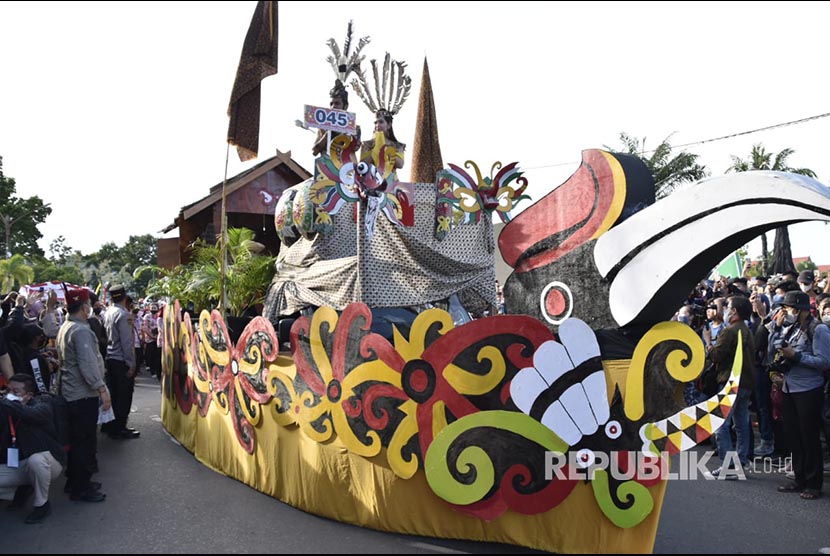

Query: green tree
left=726, top=144, right=817, bottom=274
left=48, top=235, right=75, bottom=265
left=0, top=156, right=52, bottom=257
left=0, top=254, right=34, bottom=292
left=745, top=261, right=764, bottom=278
left=796, top=259, right=818, bottom=272
left=606, top=133, right=709, bottom=199
left=85, top=234, right=158, bottom=297
left=30, top=255, right=85, bottom=286
left=119, top=235, right=158, bottom=296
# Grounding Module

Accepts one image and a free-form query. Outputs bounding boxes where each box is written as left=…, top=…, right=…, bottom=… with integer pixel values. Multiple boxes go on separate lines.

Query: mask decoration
left=434, top=161, right=529, bottom=240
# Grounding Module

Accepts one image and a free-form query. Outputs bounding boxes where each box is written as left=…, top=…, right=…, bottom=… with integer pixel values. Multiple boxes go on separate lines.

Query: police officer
left=102, top=285, right=139, bottom=439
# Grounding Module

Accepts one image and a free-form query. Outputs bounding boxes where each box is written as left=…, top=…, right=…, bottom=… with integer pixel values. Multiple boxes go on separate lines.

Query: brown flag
left=227, top=1, right=279, bottom=162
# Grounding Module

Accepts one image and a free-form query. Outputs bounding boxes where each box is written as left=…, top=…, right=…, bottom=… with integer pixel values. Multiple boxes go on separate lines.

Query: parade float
left=160, top=5, right=830, bottom=553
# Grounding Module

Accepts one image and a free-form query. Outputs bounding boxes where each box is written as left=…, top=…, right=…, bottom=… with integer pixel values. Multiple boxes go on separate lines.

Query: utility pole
left=2, top=213, right=15, bottom=259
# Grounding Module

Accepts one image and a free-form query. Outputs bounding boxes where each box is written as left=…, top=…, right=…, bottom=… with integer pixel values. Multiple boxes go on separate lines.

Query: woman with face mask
left=797, top=270, right=818, bottom=316
left=0, top=374, right=67, bottom=523
left=815, top=294, right=830, bottom=323
left=767, top=290, right=830, bottom=500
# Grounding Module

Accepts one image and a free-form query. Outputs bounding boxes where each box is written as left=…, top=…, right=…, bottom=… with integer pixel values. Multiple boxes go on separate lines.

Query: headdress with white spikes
left=325, top=21, right=371, bottom=106
left=351, top=52, right=412, bottom=119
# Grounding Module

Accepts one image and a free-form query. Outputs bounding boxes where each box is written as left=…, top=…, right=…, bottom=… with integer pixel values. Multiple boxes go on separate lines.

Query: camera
left=769, top=339, right=792, bottom=373
left=769, top=352, right=792, bottom=374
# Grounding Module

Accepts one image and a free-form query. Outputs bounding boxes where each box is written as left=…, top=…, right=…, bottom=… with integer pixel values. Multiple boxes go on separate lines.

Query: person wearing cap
left=102, top=285, right=139, bottom=440
left=797, top=269, right=819, bottom=316
left=767, top=290, right=829, bottom=500
left=782, top=269, right=799, bottom=283
left=55, top=287, right=108, bottom=502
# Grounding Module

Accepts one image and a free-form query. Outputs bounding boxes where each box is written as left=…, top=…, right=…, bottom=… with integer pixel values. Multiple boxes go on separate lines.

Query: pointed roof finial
left=411, top=57, right=444, bottom=183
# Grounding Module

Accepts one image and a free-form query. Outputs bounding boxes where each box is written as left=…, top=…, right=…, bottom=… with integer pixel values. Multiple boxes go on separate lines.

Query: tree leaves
left=605, top=133, right=709, bottom=199
left=0, top=156, right=51, bottom=257
left=0, top=254, right=34, bottom=292
left=726, top=143, right=817, bottom=274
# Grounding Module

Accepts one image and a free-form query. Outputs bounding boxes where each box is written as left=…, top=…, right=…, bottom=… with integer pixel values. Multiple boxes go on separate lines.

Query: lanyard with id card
left=7, top=416, right=19, bottom=468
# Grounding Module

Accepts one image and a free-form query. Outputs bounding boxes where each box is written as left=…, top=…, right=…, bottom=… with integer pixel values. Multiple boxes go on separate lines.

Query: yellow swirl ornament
left=444, top=345, right=506, bottom=396
left=387, top=399, right=419, bottom=478
left=625, top=321, right=704, bottom=421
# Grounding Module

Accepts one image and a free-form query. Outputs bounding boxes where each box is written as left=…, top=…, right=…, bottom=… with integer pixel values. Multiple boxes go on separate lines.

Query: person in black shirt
left=0, top=374, right=66, bottom=523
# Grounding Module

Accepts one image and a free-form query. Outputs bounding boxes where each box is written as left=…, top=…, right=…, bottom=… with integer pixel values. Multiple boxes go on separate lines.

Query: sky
left=1, top=1, right=830, bottom=265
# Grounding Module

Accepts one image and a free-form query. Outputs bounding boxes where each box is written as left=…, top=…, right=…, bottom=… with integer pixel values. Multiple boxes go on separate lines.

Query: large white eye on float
left=357, top=161, right=369, bottom=175
left=540, top=281, right=573, bottom=326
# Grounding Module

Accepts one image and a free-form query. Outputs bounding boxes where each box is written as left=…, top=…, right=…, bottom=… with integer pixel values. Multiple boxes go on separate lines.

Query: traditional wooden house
left=159, top=150, right=310, bottom=268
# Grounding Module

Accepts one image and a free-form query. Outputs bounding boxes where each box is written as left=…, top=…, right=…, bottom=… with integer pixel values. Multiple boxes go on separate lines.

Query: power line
left=523, top=111, right=830, bottom=171
left=672, top=111, right=830, bottom=150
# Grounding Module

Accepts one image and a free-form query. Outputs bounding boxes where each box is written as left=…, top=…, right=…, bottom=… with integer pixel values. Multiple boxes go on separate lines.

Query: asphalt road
left=1, top=374, right=828, bottom=554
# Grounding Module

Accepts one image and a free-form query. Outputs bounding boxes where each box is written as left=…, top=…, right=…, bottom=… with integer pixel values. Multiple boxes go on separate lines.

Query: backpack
left=38, top=392, right=71, bottom=452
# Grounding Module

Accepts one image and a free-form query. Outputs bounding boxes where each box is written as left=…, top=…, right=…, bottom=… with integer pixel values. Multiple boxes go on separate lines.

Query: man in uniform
left=102, top=285, right=139, bottom=439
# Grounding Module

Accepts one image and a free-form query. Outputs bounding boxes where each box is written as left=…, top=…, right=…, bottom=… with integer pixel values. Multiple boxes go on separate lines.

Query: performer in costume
left=351, top=52, right=411, bottom=178
left=311, top=21, right=369, bottom=157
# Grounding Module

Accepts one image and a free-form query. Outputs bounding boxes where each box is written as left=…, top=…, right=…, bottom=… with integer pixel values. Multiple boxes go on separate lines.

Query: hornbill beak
left=595, top=171, right=830, bottom=328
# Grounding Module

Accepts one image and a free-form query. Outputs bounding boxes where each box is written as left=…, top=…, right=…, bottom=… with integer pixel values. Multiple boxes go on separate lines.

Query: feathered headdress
left=351, top=52, right=412, bottom=117
left=326, top=21, right=371, bottom=89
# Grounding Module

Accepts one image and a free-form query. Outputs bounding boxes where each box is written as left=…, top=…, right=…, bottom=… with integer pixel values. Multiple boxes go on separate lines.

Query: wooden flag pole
left=219, top=143, right=231, bottom=314
left=223, top=1, right=278, bottom=313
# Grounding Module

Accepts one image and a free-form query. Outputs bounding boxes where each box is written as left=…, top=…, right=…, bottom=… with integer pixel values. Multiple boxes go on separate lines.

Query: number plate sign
left=304, top=105, right=357, bottom=135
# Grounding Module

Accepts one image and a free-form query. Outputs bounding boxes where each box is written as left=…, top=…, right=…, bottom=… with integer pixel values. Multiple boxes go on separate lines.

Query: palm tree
left=726, top=144, right=817, bottom=274
left=607, top=133, right=709, bottom=199
left=0, top=253, right=34, bottom=292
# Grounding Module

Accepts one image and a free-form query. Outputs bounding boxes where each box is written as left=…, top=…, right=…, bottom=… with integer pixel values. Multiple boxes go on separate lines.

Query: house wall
left=226, top=165, right=296, bottom=215
left=157, top=237, right=181, bottom=270
left=171, top=162, right=308, bottom=265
